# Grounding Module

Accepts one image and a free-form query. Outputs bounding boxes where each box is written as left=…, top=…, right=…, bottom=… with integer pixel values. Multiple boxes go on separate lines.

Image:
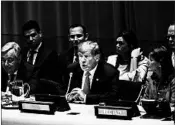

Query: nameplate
left=94, top=106, right=133, bottom=120
left=98, top=108, right=127, bottom=116
left=19, top=100, right=56, bottom=114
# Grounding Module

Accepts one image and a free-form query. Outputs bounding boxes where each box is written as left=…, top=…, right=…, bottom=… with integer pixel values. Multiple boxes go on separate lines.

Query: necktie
left=73, top=53, right=78, bottom=63
left=7, top=74, right=16, bottom=92
left=83, top=71, right=91, bottom=94
left=73, top=55, right=77, bottom=63
left=8, top=74, right=16, bottom=82
left=172, top=52, right=175, bottom=69
left=28, top=50, right=37, bottom=65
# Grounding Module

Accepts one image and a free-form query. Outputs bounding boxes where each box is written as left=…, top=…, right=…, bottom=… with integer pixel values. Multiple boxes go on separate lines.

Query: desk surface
left=2, top=103, right=174, bottom=125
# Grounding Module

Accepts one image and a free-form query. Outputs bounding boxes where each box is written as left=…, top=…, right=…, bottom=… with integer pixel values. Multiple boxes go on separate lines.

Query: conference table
left=2, top=103, right=174, bottom=125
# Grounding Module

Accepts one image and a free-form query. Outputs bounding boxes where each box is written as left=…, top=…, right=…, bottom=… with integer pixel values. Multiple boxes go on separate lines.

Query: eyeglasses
left=166, top=35, right=175, bottom=40
left=25, top=33, right=37, bottom=39
left=1, top=58, right=15, bottom=64
left=70, top=34, right=83, bottom=39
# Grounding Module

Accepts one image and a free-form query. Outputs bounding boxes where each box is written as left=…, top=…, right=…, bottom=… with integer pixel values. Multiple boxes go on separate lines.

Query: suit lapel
left=34, top=43, right=51, bottom=68
left=91, top=62, right=103, bottom=91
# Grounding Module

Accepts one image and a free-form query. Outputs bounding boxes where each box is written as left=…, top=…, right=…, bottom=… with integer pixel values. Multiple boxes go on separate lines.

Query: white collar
left=30, top=42, right=42, bottom=52
left=84, top=64, right=98, bottom=77
left=8, top=70, right=18, bottom=76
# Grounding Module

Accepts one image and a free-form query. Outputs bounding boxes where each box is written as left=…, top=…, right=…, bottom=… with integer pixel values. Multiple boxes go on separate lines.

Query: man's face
left=167, top=25, right=175, bottom=50
left=115, top=37, right=130, bottom=55
left=78, top=47, right=98, bottom=72
left=24, top=28, right=42, bottom=49
left=69, top=26, right=86, bottom=46
left=1, top=50, right=20, bottom=74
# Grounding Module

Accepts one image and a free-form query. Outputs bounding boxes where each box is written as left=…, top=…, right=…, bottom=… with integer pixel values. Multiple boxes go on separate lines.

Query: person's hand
left=70, top=88, right=86, bottom=102
left=131, top=48, right=143, bottom=58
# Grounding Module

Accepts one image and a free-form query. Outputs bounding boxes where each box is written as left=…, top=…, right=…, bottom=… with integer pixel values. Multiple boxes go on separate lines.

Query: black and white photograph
left=1, top=1, right=175, bottom=125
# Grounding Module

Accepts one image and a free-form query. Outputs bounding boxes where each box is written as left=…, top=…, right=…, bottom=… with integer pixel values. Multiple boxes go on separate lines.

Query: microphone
left=66, top=72, right=73, bottom=94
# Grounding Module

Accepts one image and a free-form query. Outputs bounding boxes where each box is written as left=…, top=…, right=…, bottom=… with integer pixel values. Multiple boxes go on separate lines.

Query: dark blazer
left=58, top=46, right=78, bottom=69
left=67, top=61, right=119, bottom=104
left=21, top=40, right=65, bottom=95
left=58, top=47, right=78, bottom=90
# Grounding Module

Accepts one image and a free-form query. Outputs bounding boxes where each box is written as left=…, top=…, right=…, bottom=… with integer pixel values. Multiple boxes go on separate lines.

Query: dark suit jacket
left=58, top=47, right=78, bottom=70
left=58, top=47, right=78, bottom=90
left=67, top=61, right=119, bottom=104
left=21, top=40, right=65, bottom=95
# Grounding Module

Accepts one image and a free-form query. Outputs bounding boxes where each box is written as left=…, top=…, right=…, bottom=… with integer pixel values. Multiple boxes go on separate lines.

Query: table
left=2, top=103, right=174, bottom=125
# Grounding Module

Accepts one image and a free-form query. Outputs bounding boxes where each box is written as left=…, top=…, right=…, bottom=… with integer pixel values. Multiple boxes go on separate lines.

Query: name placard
left=98, top=108, right=127, bottom=116
left=22, top=103, right=50, bottom=111
left=19, top=100, right=56, bottom=114
left=94, top=106, right=133, bottom=120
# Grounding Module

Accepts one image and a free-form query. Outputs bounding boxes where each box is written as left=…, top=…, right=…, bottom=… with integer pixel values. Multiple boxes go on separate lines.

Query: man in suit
left=58, top=24, right=89, bottom=90
left=59, top=24, right=89, bottom=67
left=66, top=40, right=119, bottom=104
left=1, top=41, right=30, bottom=97
left=167, top=22, right=175, bottom=70
left=166, top=22, right=175, bottom=107
left=22, top=20, right=64, bottom=95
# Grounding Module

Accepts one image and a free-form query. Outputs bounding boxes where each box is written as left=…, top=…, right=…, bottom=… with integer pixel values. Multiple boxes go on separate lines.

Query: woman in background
left=143, top=46, right=175, bottom=106
left=107, top=30, right=149, bottom=82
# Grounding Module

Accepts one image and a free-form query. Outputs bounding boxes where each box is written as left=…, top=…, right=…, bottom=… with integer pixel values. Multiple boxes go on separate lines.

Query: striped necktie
left=83, top=71, right=91, bottom=94
left=172, top=52, right=175, bottom=69
left=28, top=50, right=37, bottom=65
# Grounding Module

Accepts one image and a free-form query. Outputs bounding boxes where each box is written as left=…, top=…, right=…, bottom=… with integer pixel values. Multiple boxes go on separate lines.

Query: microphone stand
left=66, top=72, right=73, bottom=94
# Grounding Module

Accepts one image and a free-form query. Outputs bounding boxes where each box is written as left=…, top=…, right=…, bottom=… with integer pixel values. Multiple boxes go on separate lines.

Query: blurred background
left=1, top=1, right=175, bottom=56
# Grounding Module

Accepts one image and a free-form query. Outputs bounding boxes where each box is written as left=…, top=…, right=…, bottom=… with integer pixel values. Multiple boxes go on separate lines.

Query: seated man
left=66, top=40, right=119, bottom=104
left=21, top=20, right=65, bottom=95
left=1, top=41, right=30, bottom=97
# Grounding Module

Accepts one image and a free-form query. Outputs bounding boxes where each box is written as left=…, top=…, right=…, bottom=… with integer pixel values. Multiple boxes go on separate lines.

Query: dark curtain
left=1, top=1, right=175, bottom=56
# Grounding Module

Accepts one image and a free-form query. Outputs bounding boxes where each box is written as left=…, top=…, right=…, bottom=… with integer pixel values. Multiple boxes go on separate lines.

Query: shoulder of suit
left=101, top=62, right=118, bottom=75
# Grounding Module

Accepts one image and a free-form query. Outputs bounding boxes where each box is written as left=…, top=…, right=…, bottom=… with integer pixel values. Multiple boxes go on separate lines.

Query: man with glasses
left=167, top=22, right=175, bottom=70
left=22, top=20, right=64, bottom=95
left=166, top=22, right=175, bottom=109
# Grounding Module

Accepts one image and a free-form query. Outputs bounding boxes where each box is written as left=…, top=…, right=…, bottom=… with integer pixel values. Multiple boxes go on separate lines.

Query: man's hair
left=69, top=24, right=87, bottom=36
left=22, top=20, right=40, bottom=35
left=78, top=40, right=100, bottom=56
left=1, top=42, right=21, bottom=58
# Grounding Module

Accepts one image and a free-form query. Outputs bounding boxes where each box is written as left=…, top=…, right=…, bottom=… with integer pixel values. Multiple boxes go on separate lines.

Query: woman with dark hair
left=143, top=46, right=175, bottom=106
left=107, top=30, right=149, bottom=82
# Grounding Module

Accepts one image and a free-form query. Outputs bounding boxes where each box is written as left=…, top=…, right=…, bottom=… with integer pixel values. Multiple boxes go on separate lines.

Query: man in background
left=59, top=24, right=89, bottom=90
left=59, top=24, right=89, bottom=66
left=167, top=22, right=175, bottom=70
left=22, top=20, right=64, bottom=95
